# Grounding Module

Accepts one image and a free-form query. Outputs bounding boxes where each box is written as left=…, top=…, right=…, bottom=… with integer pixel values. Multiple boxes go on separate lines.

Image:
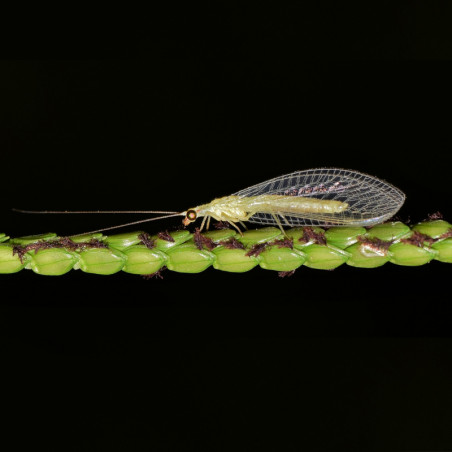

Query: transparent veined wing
left=233, top=168, right=406, bottom=227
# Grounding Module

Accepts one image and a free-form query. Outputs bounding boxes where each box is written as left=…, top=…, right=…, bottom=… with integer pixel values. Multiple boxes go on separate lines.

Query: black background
left=2, top=4, right=452, bottom=450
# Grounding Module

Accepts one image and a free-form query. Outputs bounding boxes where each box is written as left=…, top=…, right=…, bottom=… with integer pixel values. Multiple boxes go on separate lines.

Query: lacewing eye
left=187, top=209, right=197, bottom=221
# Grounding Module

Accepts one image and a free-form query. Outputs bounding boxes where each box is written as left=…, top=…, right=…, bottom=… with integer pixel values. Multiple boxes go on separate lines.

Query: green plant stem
left=0, top=220, right=451, bottom=276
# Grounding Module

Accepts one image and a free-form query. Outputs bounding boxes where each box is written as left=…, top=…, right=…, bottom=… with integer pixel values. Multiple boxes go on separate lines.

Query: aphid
left=357, top=236, right=392, bottom=256
left=401, top=231, right=436, bottom=248
left=12, top=237, right=107, bottom=264
left=428, top=211, right=443, bottom=220
left=142, top=267, right=166, bottom=280
left=271, top=238, right=294, bottom=249
left=278, top=270, right=296, bottom=278
left=193, top=228, right=217, bottom=251
left=14, top=168, right=406, bottom=236
left=299, top=226, right=327, bottom=245
left=218, top=237, right=245, bottom=250
left=245, top=243, right=268, bottom=257
left=157, top=230, right=175, bottom=243
left=138, top=233, right=156, bottom=250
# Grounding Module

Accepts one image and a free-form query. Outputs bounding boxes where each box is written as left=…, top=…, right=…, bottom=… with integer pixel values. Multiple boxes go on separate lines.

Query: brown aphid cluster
left=219, top=235, right=294, bottom=257
left=270, top=237, right=294, bottom=249
left=245, top=243, right=268, bottom=257
left=218, top=237, right=245, bottom=250
left=142, top=266, right=166, bottom=280
left=401, top=231, right=436, bottom=248
left=193, top=229, right=218, bottom=251
left=81, top=238, right=109, bottom=249
left=157, top=230, right=175, bottom=242
left=357, top=236, right=393, bottom=253
left=278, top=270, right=296, bottom=278
left=12, top=237, right=108, bottom=264
left=440, top=229, right=452, bottom=239
left=139, top=233, right=156, bottom=249
left=428, top=211, right=443, bottom=220
left=299, top=227, right=327, bottom=245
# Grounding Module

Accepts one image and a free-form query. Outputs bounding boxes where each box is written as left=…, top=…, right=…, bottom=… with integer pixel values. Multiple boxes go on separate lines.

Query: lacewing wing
left=233, top=168, right=406, bottom=227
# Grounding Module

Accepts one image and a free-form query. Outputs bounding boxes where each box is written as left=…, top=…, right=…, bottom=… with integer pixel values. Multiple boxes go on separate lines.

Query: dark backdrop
left=1, top=4, right=452, bottom=450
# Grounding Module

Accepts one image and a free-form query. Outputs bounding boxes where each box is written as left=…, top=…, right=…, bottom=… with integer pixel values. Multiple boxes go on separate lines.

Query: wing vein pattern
left=233, top=168, right=405, bottom=227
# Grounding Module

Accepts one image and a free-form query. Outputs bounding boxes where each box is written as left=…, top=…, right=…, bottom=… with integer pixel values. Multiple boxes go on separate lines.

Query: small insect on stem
left=271, top=238, right=294, bottom=249
left=157, top=231, right=175, bottom=243
left=245, top=243, right=268, bottom=257
left=142, top=267, right=166, bottom=280
left=300, top=227, right=326, bottom=245
left=401, top=231, right=437, bottom=248
left=193, top=228, right=217, bottom=251
left=218, top=237, right=245, bottom=250
left=278, top=270, right=296, bottom=278
left=14, top=169, right=405, bottom=236
left=357, top=236, right=392, bottom=256
left=139, top=233, right=156, bottom=249
left=12, top=237, right=108, bottom=264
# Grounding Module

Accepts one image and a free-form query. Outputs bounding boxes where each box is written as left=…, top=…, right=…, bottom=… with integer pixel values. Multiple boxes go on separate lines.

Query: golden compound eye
left=186, top=209, right=197, bottom=222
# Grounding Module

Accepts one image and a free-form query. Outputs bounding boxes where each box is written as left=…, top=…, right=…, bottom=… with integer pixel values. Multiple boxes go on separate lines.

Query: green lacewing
left=15, top=168, right=406, bottom=235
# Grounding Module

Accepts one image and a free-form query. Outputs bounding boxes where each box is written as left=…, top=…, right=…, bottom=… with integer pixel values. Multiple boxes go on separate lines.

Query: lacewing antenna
left=68, top=213, right=184, bottom=237
left=12, top=208, right=179, bottom=214
left=12, top=208, right=184, bottom=236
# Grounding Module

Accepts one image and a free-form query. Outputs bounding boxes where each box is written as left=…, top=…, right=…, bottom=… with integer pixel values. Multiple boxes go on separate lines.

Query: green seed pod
left=212, top=247, right=259, bottom=273
left=77, top=247, right=127, bottom=275
left=0, top=233, right=9, bottom=243
left=105, top=231, right=144, bottom=250
left=345, top=242, right=390, bottom=268
left=412, top=220, right=452, bottom=239
left=30, top=248, right=78, bottom=276
left=258, top=246, right=306, bottom=271
left=122, top=245, right=167, bottom=275
left=10, top=233, right=58, bottom=245
left=364, top=222, right=410, bottom=242
left=431, top=238, right=452, bottom=263
left=200, top=229, right=237, bottom=242
left=151, top=230, right=192, bottom=250
left=324, top=226, right=367, bottom=249
left=0, top=244, right=26, bottom=273
left=388, top=242, right=437, bottom=266
left=166, top=243, right=215, bottom=273
left=303, top=244, right=350, bottom=270
left=239, top=227, right=282, bottom=246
